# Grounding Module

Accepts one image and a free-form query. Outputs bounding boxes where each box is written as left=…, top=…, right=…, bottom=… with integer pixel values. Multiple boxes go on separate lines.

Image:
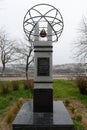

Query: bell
left=40, top=29, right=47, bottom=37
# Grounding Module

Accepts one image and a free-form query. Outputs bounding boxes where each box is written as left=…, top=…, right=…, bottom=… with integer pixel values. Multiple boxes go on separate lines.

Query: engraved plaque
left=37, top=58, right=49, bottom=76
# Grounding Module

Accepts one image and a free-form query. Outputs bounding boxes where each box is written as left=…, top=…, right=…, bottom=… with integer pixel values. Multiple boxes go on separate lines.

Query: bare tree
left=15, top=38, right=34, bottom=80
left=73, top=17, right=87, bottom=76
left=0, top=31, right=18, bottom=75
left=74, top=17, right=87, bottom=62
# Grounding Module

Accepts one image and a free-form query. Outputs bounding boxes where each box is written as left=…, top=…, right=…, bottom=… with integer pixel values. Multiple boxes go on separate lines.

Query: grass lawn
left=0, top=79, right=87, bottom=130
left=53, top=80, right=87, bottom=107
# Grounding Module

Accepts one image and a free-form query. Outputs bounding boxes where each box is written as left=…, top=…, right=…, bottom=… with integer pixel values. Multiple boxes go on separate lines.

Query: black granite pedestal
left=12, top=101, right=74, bottom=130
left=33, top=89, right=53, bottom=112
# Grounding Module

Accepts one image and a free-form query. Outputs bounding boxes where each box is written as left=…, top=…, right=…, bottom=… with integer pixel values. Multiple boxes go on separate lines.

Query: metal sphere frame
left=23, top=4, right=64, bottom=42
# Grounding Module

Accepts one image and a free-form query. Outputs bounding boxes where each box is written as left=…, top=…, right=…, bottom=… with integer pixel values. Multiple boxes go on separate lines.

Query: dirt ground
left=70, top=100, right=87, bottom=130
left=0, top=99, right=87, bottom=130
left=0, top=112, right=12, bottom=130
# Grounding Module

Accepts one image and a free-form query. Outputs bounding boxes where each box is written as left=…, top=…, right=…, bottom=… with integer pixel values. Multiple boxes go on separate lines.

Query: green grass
left=53, top=80, right=87, bottom=107
left=73, top=120, right=84, bottom=130
left=53, top=80, right=78, bottom=99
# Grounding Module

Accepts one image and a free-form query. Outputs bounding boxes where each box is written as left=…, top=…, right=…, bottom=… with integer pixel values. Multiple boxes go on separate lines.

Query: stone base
left=12, top=101, right=74, bottom=130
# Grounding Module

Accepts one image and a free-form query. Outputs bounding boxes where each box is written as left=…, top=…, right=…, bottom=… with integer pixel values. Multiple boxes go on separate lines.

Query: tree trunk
left=2, top=63, right=5, bottom=76
left=26, top=58, right=29, bottom=80
left=26, top=68, right=28, bottom=80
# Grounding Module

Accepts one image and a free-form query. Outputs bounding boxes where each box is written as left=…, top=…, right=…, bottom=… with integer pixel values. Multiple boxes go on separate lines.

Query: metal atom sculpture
left=23, top=4, right=64, bottom=42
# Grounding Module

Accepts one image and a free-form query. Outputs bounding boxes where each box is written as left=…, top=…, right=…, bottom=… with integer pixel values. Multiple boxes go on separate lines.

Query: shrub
left=12, top=81, right=19, bottom=91
left=1, top=83, right=10, bottom=94
left=76, top=75, right=87, bottom=95
left=23, top=79, right=34, bottom=91
left=6, top=105, right=19, bottom=123
left=75, top=114, right=82, bottom=122
left=16, top=98, right=24, bottom=108
left=6, top=98, right=24, bottom=123
left=71, top=106, right=77, bottom=114
left=64, top=99, right=70, bottom=107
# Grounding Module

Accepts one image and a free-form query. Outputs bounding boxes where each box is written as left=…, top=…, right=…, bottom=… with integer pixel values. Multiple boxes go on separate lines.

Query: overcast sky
left=0, top=0, right=87, bottom=65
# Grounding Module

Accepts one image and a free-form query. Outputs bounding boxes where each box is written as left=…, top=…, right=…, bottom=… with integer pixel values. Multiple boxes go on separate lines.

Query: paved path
left=0, top=77, right=27, bottom=81
left=0, top=75, right=75, bottom=81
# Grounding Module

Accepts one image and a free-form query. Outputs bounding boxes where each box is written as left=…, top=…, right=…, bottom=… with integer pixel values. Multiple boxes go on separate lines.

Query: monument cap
left=23, top=3, right=64, bottom=42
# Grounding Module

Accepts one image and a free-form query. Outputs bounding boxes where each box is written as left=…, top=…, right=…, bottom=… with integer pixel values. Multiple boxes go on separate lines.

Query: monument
left=12, top=4, right=74, bottom=130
